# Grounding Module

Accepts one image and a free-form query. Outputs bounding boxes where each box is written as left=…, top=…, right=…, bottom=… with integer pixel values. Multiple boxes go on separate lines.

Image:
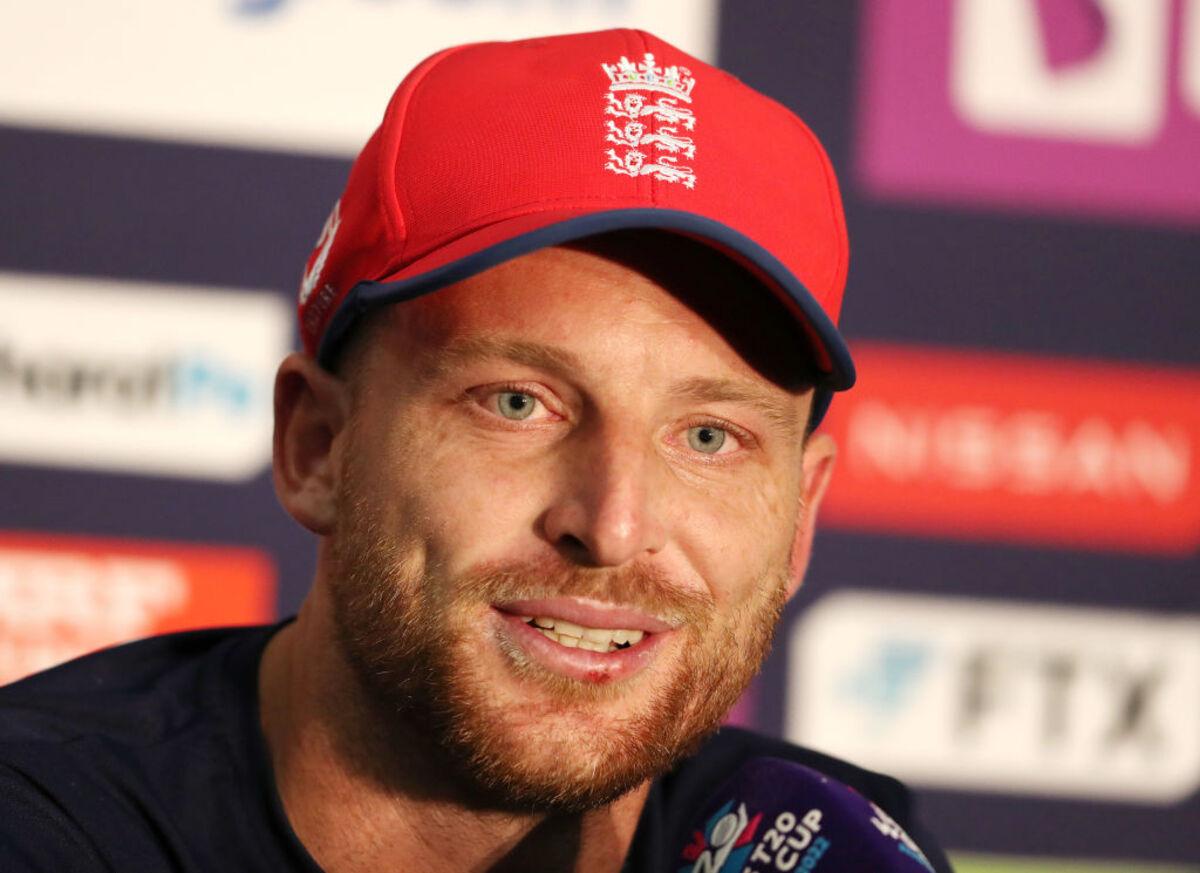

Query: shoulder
left=0, top=763, right=109, bottom=873
left=0, top=625, right=280, bottom=873
left=0, top=624, right=273, bottom=745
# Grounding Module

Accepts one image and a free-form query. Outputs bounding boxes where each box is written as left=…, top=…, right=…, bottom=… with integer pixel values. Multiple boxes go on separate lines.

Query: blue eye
left=497, top=391, right=537, bottom=420
left=687, top=425, right=727, bottom=454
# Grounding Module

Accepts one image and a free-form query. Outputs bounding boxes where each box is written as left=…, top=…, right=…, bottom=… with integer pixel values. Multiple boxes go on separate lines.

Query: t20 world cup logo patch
left=679, top=799, right=841, bottom=873
left=678, top=798, right=762, bottom=873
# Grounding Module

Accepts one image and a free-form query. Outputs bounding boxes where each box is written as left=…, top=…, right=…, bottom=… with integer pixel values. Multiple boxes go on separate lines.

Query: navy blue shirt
left=0, top=625, right=952, bottom=872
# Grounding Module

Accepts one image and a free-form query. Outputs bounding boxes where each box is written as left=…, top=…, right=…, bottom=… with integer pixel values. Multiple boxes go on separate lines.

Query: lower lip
left=491, top=609, right=667, bottom=685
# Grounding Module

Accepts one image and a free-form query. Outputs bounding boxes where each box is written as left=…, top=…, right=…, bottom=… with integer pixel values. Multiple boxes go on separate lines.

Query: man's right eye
left=496, top=391, right=539, bottom=420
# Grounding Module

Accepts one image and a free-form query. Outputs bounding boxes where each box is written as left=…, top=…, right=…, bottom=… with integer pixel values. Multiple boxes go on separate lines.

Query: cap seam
left=784, top=112, right=849, bottom=302
left=379, top=43, right=478, bottom=259
left=630, top=29, right=661, bottom=207
left=709, top=71, right=849, bottom=300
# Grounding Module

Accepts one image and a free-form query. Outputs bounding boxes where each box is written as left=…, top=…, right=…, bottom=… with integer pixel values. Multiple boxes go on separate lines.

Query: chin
left=428, top=644, right=719, bottom=813
left=442, top=702, right=686, bottom=813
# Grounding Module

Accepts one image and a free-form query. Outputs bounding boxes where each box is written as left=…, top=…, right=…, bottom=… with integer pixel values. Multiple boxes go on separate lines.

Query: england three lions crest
left=601, top=52, right=697, bottom=188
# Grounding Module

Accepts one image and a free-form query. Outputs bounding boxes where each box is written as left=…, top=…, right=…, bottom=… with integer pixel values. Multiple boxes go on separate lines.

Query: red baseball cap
left=297, top=28, right=855, bottom=419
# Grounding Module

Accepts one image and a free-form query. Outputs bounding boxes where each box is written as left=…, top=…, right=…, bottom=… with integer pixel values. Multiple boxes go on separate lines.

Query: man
left=0, top=29, right=952, bottom=873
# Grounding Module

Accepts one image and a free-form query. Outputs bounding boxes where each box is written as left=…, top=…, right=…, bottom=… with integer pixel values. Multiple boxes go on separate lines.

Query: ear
left=784, top=432, right=837, bottom=600
left=272, top=353, right=352, bottom=535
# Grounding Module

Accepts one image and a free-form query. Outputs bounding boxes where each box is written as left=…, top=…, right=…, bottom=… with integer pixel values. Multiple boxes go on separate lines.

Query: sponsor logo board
left=0, top=531, right=276, bottom=686
left=0, top=0, right=717, bottom=155
left=0, top=273, right=291, bottom=481
left=786, top=591, right=1200, bottom=803
left=819, top=342, right=1200, bottom=554
left=857, top=0, right=1200, bottom=224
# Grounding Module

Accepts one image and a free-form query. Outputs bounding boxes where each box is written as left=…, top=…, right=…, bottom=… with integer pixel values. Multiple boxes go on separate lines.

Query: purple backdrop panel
left=857, top=0, right=1200, bottom=225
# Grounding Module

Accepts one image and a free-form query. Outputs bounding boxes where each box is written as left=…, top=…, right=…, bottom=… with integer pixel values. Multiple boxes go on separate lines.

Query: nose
left=540, top=427, right=668, bottom=567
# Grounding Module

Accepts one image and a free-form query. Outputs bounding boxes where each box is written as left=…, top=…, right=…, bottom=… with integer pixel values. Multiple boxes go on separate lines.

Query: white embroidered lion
left=604, top=149, right=696, bottom=188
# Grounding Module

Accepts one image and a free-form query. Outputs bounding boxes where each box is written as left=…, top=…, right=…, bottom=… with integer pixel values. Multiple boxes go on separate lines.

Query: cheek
left=672, top=470, right=800, bottom=606
left=373, top=416, right=554, bottom=573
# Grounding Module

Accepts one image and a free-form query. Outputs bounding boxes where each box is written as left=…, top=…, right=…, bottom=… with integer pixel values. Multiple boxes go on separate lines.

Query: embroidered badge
left=602, top=53, right=697, bottom=189
left=299, top=198, right=342, bottom=306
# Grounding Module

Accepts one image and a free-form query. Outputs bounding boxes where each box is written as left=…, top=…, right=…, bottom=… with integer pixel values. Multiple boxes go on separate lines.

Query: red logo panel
left=820, top=343, right=1200, bottom=554
left=0, top=532, right=277, bottom=685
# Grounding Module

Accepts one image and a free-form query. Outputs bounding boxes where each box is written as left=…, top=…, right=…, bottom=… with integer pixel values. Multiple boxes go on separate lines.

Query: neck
left=258, top=586, right=650, bottom=873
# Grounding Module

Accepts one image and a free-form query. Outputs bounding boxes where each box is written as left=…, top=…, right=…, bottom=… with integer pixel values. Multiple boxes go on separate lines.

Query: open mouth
left=493, top=599, right=670, bottom=683
left=520, top=615, right=646, bottom=653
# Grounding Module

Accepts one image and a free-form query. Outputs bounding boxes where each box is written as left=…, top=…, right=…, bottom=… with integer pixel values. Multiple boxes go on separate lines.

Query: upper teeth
left=523, top=616, right=645, bottom=653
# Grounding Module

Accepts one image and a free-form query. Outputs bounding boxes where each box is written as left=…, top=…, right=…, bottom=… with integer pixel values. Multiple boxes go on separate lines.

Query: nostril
left=555, top=532, right=598, bottom=565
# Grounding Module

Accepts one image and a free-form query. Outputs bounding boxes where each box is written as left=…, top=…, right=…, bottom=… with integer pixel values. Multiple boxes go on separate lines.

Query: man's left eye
left=686, top=424, right=736, bottom=455
left=495, top=391, right=540, bottom=420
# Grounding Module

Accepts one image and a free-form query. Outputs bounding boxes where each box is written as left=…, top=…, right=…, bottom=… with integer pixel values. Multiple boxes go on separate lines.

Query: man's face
left=326, top=236, right=823, bottom=812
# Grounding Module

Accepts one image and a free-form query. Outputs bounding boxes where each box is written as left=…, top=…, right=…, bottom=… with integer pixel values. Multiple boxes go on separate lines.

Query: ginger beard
left=328, top=446, right=791, bottom=814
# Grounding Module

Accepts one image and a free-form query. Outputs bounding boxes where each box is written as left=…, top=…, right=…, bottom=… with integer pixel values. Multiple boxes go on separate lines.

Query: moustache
left=445, top=560, right=715, bottom=629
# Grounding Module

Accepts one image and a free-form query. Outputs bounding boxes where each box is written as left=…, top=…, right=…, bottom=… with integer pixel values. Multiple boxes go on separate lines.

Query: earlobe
left=271, top=353, right=352, bottom=535
left=785, top=433, right=837, bottom=600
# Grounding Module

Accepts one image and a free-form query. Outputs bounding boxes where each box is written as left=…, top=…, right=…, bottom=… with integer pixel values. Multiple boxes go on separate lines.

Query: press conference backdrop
left=1, top=2, right=1197, bottom=870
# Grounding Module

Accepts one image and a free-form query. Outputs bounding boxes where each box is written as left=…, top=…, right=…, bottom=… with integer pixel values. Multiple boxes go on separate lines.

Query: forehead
left=365, top=232, right=815, bottom=393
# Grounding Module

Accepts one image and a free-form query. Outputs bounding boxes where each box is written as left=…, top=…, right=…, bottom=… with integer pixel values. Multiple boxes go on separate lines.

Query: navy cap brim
left=317, top=208, right=854, bottom=427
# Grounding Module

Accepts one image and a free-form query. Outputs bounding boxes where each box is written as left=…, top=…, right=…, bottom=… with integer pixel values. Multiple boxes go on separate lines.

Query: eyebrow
left=415, top=335, right=586, bottom=385
left=668, top=376, right=803, bottom=442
